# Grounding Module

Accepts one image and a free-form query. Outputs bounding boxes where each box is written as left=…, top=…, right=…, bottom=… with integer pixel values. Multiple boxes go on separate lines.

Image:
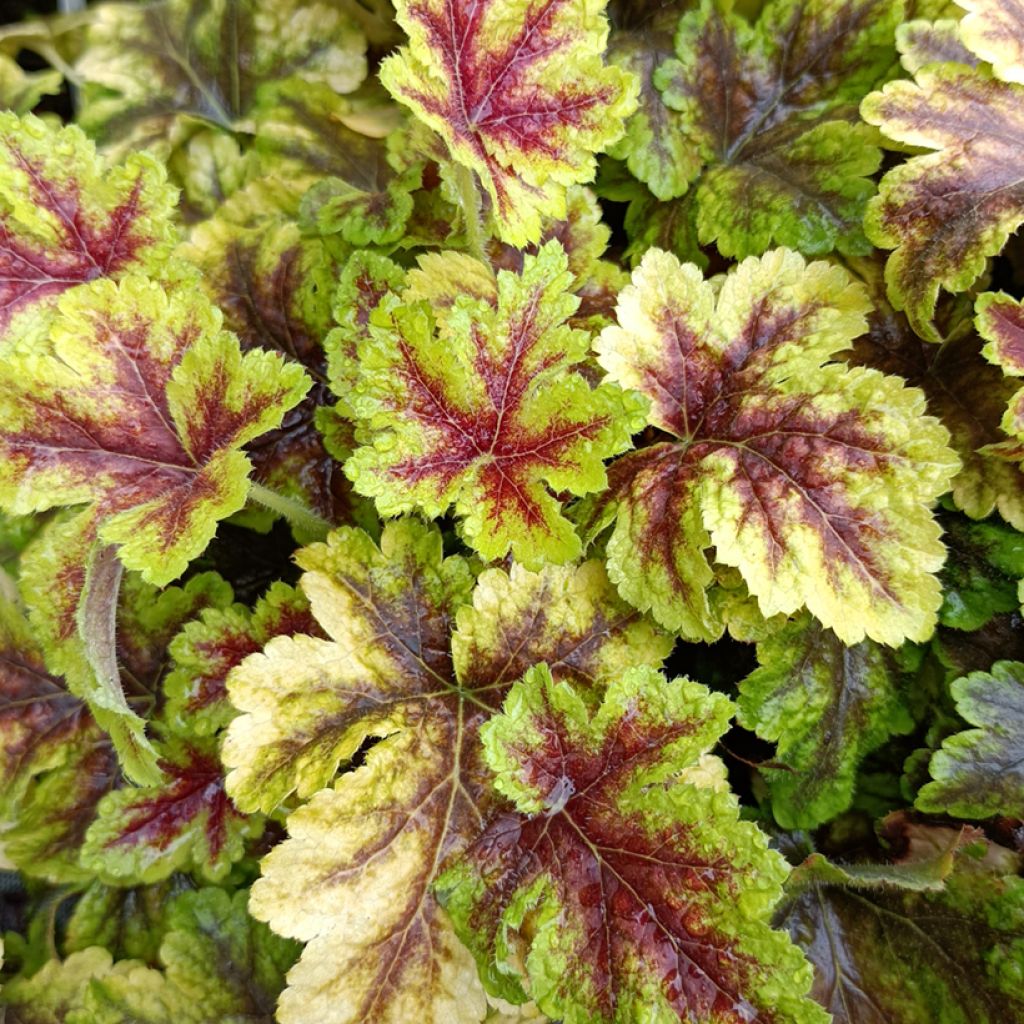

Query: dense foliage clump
left=0, top=0, right=1022, bottom=1022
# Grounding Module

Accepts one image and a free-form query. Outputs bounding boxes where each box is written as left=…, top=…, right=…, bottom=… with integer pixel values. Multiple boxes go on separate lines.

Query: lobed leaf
left=0, top=113, right=177, bottom=350
left=863, top=0, right=1024, bottom=340
left=917, top=660, right=1024, bottom=817
left=223, top=517, right=669, bottom=1024
left=588, top=247, right=958, bottom=645
left=344, top=242, right=646, bottom=568
left=380, top=0, right=637, bottom=245
left=653, top=0, right=899, bottom=259
left=76, top=0, right=367, bottom=154
left=738, top=615, right=916, bottom=828
left=438, top=664, right=826, bottom=1024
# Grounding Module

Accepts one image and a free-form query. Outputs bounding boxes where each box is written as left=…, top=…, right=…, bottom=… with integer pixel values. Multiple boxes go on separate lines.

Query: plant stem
left=248, top=482, right=331, bottom=540
left=456, top=163, right=489, bottom=265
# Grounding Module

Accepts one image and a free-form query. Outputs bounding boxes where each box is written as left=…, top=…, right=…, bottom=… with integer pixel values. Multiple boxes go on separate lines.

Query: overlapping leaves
left=438, top=664, right=827, bottom=1024
left=223, top=517, right=670, bottom=1024
left=863, top=0, right=1024, bottom=340
left=644, top=0, right=900, bottom=259
left=584, top=246, right=958, bottom=645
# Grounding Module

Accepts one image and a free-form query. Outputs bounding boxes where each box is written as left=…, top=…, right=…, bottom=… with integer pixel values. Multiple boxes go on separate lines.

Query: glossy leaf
left=653, top=0, right=899, bottom=258
left=438, top=664, right=826, bottom=1024
left=223, top=518, right=669, bottom=1024
left=380, top=0, right=637, bottom=245
left=0, top=113, right=176, bottom=349
left=588, top=247, right=958, bottom=645
left=863, top=0, right=1024, bottom=340
left=738, top=615, right=916, bottom=828
left=77, top=0, right=367, bottom=154
left=778, top=829, right=1024, bottom=1024
left=344, top=242, right=646, bottom=568
left=917, top=660, right=1024, bottom=817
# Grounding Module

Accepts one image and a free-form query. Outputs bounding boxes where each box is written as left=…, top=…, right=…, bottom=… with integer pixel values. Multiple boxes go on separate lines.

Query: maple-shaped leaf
left=587, top=247, right=958, bottom=645
left=80, top=733, right=257, bottom=885
left=437, top=664, right=826, bottom=1024
left=0, top=277, right=307, bottom=777
left=344, top=242, right=645, bottom=567
left=179, top=179, right=367, bottom=525
left=379, top=0, right=637, bottom=246
left=777, top=826, right=1024, bottom=1024
left=0, top=113, right=177, bottom=349
left=223, top=518, right=670, bottom=1024
left=164, top=581, right=318, bottom=736
left=937, top=512, right=1024, bottom=630
left=652, top=0, right=898, bottom=259
left=862, top=0, right=1024, bottom=341
left=916, top=660, right=1024, bottom=817
left=737, top=614, right=916, bottom=829
left=76, top=0, right=367, bottom=155
left=844, top=256, right=1024, bottom=530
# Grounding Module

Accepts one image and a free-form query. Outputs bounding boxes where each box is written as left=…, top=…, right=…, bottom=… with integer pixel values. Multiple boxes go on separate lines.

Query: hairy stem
left=456, top=163, right=489, bottom=265
left=248, top=482, right=332, bottom=540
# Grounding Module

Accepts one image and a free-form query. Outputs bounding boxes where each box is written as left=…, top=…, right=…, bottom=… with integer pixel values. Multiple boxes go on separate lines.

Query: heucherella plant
left=1, top=0, right=1023, bottom=1021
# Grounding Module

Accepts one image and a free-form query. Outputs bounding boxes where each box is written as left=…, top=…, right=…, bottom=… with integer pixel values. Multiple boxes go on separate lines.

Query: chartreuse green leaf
left=437, top=664, right=826, bottom=1024
left=587, top=247, right=958, bottom=645
left=0, top=53, right=61, bottom=115
left=652, top=0, right=899, bottom=259
left=344, top=242, right=646, bottom=568
left=737, top=615, right=916, bottom=828
left=917, top=661, right=1024, bottom=817
left=897, top=16, right=976, bottom=74
left=863, top=0, right=1024, bottom=341
left=778, top=826, right=1024, bottom=1023
left=0, top=277, right=307, bottom=780
left=0, top=113, right=177, bottom=350
left=76, top=0, right=367, bottom=155
left=379, top=0, right=637, bottom=246
left=223, top=518, right=669, bottom=1024
left=0, top=889, right=297, bottom=1024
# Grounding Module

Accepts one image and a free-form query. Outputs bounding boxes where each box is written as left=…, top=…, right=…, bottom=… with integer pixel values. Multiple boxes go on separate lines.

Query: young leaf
left=437, top=664, right=826, bottom=1024
left=737, top=615, right=916, bottom=829
left=80, top=734, right=256, bottom=885
left=379, top=0, right=637, bottom=246
left=164, top=581, right=317, bottom=736
left=77, top=0, right=367, bottom=153
left=223, top=518, right=669, bottom=1024
left=345, top=242, right=646, bottom=568
left=778, top=828, right=1024, bottom=1024
left=653, top=0, right=899, bottom=258
left=917, top=660, right=1024, bottom=817
left=0, top=113, right=177, bottom=349
left=0, top=947, right=123, bottom=1022
left=588, top=247, right=958, bottom=645
left=862, top=0, right=1024, bottom=340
